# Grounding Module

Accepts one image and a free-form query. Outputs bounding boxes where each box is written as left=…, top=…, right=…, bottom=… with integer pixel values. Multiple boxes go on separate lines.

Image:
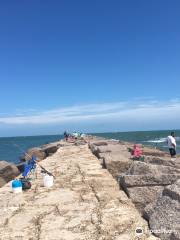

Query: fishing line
left=13, top=143, right=55, bottom=178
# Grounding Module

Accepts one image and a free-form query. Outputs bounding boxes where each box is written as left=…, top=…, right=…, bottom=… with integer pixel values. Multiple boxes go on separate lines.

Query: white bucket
left=43, top=175, right=54, bottom=188
left=13, top=187, right=22, bottom=193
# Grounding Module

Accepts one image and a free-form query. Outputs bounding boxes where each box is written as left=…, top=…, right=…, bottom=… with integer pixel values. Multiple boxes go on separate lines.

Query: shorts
left=169, top=148, right=176, bottom=157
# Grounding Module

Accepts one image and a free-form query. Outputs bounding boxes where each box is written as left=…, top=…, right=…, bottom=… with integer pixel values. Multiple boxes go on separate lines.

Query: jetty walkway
left=0, top=142, right=158, bottom=240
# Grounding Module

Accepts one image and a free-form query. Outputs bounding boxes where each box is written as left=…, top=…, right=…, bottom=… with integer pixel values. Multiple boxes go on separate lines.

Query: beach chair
left=22, top=155, right=37, bottom=178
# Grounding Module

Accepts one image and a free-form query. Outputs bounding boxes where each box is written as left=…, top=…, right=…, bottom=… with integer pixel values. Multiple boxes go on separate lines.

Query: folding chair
left=22, top=155, right=37, bottom=178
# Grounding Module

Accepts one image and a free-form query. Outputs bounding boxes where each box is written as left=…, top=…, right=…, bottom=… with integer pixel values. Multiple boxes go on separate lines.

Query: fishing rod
left=13, top=143, right=55, bottom=178
left=13, top=143, right=32, bottom=160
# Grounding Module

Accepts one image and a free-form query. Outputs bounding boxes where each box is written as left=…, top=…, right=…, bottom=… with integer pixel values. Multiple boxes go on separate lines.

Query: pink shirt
left=132, top=146, right=142, bottom=157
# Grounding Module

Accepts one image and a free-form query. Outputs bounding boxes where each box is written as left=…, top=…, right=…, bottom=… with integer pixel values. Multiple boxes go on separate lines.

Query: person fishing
left=167, top=131, right=176, bottom=158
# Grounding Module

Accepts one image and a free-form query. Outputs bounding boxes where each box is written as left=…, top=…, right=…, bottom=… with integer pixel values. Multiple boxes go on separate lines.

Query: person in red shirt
left=131, top=144, right=143, bottom=159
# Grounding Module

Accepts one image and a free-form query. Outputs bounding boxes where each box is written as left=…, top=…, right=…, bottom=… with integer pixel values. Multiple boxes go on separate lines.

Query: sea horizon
left=0, top=128, right=179, bottom=139
left=0, top=129, right=180, bottom=164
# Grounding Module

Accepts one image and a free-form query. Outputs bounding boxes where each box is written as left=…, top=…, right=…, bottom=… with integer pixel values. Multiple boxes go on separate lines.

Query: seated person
left=131, top=144, right=144, bottom=161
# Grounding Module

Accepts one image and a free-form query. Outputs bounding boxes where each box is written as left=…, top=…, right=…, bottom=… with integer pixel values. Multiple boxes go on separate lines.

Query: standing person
left=167, top=132, right=176, bottom=158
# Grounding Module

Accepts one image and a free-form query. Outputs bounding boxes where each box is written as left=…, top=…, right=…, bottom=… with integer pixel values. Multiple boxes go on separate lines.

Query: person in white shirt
left=167, top=132, right=176, bottom=157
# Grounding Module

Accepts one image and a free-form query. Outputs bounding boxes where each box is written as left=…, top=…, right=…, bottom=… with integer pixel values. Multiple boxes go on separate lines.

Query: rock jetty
left=0, top=161, right=20, bottom=188
left=0, top=137, right=159, bottom=240
left=20, top=141, right=63, bottom=161
left=89, top=136, right=180, bottom=240
left=0, top=142, right=63, bottom=189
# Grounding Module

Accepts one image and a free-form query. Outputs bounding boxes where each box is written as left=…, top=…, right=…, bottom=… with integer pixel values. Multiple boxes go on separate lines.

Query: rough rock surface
left=89, top=137, right=180, bottom=240
left=144, top=180, right=180, bottom=240
left=89, top=141, right=132, bottom=179
left=119, top=158, right=180, bottom=214
left=127, top=161, right=160, bottom=175
left=142, top=147, right=169, bottom=158
left=127, top=161, right=180, bottom=175
left=41, top=142, right=60, bottom=155
left=21, top=141, right=62, bottom=162
left=0, top=161, right=20, bottom=187
left=0, top=144, right=157, bottom=240
left=100, top=153, right=132, bottom=178
left=120, top=174, right=180, bottom=188
left=24, top=147, right=47, bottom=161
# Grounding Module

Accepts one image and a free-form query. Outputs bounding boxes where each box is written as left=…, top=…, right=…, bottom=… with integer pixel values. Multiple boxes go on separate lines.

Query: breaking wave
left=144, top=138, right=167, bottom=143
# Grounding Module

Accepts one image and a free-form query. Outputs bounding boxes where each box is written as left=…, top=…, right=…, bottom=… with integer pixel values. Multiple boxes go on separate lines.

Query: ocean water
left=0, top=130, right=180, bottom=164
left=94, top=129, right=180, bottom=154
left=0, top=135, right=63, bottom=164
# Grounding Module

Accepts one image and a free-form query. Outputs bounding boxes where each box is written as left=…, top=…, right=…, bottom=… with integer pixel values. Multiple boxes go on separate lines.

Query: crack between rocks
left=125, top=183, right=171, bottom=188
left=32, top=209, right=55, bottom=240
left=75, top=163, right=104, bottom=239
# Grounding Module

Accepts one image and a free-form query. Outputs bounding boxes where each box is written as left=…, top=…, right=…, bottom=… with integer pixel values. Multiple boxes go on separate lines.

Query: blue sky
left=0, top=0, right=180, bottom=136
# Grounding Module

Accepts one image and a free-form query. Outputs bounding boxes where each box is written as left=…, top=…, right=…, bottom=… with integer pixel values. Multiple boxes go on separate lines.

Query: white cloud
left=0, top=99, right=180, bottom=126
